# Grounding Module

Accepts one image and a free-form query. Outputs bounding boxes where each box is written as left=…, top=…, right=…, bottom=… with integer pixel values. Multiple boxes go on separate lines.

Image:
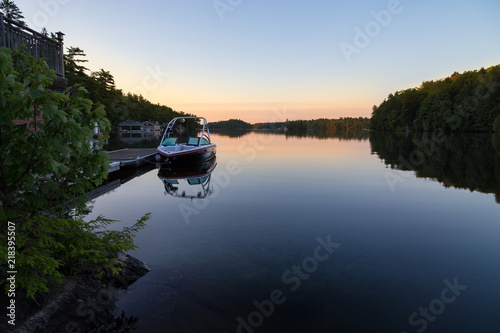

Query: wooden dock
left=107, top=148, right=158, bottom=173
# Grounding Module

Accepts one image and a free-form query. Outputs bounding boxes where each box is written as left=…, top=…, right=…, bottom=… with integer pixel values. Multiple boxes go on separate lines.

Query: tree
left=64, top=46, right=90, bottom=84
left=63, top=46, right=191, bottom=129
left=285, top=118, right=369, bottom=133
left=371, top=65, right=500, bottom=132
left=92, top=69, right=116, bottom=90
left=209, top=119, right=253, bottom=130
left=0, top=47, right=146, bottom=299
left=0, top=46, right=110, bottom=215
left=0, top=0, right=25, bottom=25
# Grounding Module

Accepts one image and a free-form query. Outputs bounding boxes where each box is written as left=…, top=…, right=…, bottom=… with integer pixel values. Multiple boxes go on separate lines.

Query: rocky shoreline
left=3, top=252, right=149, bottom=333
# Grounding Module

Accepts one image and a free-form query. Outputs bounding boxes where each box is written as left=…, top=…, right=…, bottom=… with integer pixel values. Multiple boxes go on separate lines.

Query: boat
left=156, top=117, right=216, bottom=163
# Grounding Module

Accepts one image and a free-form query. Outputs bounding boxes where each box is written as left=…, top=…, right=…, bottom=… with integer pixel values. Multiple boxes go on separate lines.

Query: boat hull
left=156, top=144, right=216, bottom=164
left=158, top=156, right=217, bottom=179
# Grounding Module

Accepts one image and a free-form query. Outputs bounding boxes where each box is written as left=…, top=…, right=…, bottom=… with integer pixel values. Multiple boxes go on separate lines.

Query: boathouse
left=118, top=120, right=162, bottom=133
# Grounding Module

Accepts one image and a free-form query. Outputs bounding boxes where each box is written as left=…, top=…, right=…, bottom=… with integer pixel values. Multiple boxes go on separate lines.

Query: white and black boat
left=156, top=117, right=216, bottom=163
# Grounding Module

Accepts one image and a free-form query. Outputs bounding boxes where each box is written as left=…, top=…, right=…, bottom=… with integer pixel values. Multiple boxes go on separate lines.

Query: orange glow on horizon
left=210, top=132, right=371, bottom=166
left=162, top=102, right=372, bottom=123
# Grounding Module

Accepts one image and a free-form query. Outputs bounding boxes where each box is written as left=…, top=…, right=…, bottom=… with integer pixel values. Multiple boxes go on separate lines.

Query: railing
left=0, top=13, right=65, bottom=78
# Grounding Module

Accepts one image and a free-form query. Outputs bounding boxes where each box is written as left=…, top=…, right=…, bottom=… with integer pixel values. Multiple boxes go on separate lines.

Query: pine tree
left=0, top=0, right=26, bottom=25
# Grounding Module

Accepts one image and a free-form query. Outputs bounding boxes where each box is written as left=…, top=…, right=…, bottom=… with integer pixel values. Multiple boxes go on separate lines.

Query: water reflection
left=88, top=163, right=157, bottom=201
left=105, top=132, right=162, bottom=151
left=285, top=129, right=370, bottom=140
left=370, top=132, right=500, bottom=203
left=158, top=157, right=217, bottom=200
left=86, top=130, right=500, bottom=332
left=210, top=129, right=252, bottom=138
left=211, top=128, right=371, bottom=141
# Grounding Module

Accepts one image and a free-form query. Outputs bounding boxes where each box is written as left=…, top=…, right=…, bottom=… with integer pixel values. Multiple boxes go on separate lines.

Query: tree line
left=285, top=117, right=370, bottom=133
left=371, top=65, right=500, bottom=132
left=253, top=122, right=286, bottom=130
left=208, top=118, right=370, bottom=133
left=208, top=119, right=253, bottom=130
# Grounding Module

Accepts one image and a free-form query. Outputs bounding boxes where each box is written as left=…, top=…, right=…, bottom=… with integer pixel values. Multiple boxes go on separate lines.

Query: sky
left=11, top=0, right=500, bottom=123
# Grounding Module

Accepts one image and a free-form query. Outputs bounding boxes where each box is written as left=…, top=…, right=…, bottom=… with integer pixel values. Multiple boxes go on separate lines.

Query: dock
left=107, top=148, right=158, bottom=173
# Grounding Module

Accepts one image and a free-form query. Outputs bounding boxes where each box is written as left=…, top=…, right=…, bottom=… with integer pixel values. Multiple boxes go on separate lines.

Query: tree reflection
left=370, top=132, right=500, bottom=203
left=285, top=129, right=370, bottom=140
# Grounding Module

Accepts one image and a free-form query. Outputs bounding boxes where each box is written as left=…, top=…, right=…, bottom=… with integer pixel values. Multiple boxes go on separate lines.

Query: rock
left=113, top=251, right=151, bottom=288
left=3, top=253, right=149, bottom=333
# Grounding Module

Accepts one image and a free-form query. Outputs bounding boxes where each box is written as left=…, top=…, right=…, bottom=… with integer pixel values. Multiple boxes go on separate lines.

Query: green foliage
left=64, top=47, right=192, bottom=128
left=253, top=122, right=286, bottom=130
left=209, top=119, right=253, bottom=130
left=285, top=117, right=370, bottom=133
left=371, top=65, right=500, bottom=132
left=0, top=46, right=110, bottom=217
left=2, top=214, right=149, bottom=299
left=0, top=47, right=147, bottom=299
left=0, top=0, right=26, bottom=25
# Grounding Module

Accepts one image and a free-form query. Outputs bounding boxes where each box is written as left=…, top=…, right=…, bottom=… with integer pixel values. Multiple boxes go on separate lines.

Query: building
left=142, top=121, right=161, bottom=132
left=118, top=120, right=162, bottom=133
left=118, top=120, right=143, bottom=133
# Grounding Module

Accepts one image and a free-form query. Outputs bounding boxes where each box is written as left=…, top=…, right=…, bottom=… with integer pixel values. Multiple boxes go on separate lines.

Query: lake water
left=86, top=131, right=500, bottom=333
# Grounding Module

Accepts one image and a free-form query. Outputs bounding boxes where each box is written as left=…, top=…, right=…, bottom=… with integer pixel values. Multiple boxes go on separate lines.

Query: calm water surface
left=86, top=131, right=500, bottom=332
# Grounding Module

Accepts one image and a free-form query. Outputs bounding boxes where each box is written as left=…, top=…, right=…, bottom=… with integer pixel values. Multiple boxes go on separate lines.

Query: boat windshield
left=186, top=137, right=211, bottom=146
left=186, top=137, right=200, bottom=146
left=162, top=137, right=178, bottom=146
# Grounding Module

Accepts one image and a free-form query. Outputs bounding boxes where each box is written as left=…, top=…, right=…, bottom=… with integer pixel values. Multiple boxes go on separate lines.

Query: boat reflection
left=157, top=157, right=217, bottom=200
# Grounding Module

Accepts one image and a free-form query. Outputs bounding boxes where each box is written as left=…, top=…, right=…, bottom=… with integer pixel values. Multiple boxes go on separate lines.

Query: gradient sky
left=12, top=0, right=500, bottom=123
